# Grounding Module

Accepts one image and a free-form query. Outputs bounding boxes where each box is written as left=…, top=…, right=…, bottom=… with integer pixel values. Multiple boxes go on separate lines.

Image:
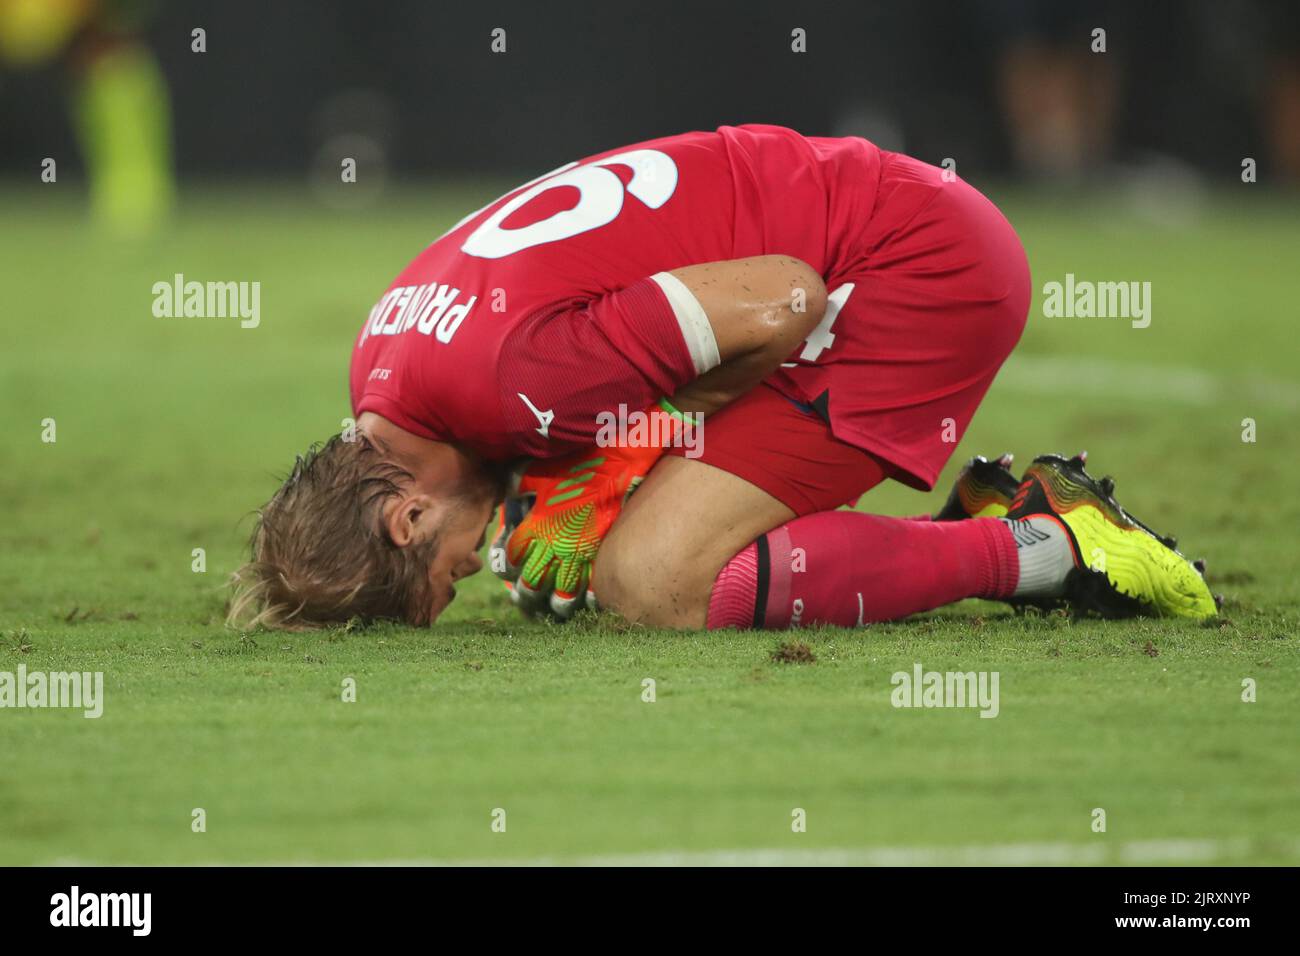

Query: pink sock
left=706, top=514, right=1018, bottom=629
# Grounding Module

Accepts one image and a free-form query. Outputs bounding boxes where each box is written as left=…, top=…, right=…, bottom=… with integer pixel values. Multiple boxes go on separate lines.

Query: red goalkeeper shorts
left=669, top=153, right=1029, bottom=514
left=666, top=383, right=896, bottom=516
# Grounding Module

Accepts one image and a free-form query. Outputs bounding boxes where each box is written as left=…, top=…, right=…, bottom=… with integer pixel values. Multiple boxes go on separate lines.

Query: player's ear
left=385, top=494, right=436, bottom=548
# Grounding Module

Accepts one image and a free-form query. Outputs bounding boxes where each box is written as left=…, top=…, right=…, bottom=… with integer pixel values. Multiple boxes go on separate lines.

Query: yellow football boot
left=934, top=453, right=1021, bottom=520
left=1008, top=453, right=1219, bottom=619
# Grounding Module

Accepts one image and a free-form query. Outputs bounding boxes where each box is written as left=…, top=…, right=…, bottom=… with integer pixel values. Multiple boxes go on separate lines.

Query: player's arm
left=653, top=254, right=828, bottom=414
left=499, top=253, right=827, bottom=454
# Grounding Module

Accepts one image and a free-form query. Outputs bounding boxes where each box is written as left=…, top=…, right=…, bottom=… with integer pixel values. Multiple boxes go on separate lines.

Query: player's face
left=425, top=494, right=497, bottom=623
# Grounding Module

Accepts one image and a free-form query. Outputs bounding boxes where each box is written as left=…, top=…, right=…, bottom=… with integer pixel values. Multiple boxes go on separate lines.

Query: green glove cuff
left=657, top=396, right=688, bottom=420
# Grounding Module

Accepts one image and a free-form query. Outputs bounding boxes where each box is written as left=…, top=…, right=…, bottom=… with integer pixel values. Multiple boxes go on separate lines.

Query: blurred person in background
left=982, top=1, right=1123, bottom=181
left=0, top=0, right=173, bottom=233
left=1257, top=0, right=1300, bottom=183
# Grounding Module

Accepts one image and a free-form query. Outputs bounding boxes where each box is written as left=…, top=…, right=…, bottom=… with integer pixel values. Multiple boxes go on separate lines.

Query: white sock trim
left=1000, top=516, right=1076, bottom=599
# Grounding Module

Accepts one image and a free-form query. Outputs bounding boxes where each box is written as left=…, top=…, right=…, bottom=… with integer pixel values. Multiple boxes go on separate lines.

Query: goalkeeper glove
left=489, top=399, right=693, bottom=619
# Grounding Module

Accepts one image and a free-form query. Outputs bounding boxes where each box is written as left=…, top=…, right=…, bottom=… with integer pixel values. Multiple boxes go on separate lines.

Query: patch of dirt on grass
left=61, top=606, right=102, bottom=624
left=1212, top=570, right=1255, bottom=585
left=771, top=640, right=816, bottom=664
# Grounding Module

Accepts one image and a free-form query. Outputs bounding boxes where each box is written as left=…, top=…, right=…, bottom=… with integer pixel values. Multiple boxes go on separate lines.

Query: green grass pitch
left=1, top=182, right=1297, bottom=865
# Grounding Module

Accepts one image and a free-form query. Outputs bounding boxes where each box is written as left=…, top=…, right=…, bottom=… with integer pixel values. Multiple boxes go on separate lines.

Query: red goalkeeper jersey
left=349, top=124, right=883, bottom=461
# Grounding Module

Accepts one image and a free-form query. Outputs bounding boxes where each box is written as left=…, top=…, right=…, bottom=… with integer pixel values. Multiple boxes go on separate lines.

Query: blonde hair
left=227, top=434, right=440, bottom=629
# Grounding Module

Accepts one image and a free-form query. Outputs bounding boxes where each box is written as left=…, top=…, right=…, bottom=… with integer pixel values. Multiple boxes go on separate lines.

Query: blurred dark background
left=2, top=0, right=1299, bottom=191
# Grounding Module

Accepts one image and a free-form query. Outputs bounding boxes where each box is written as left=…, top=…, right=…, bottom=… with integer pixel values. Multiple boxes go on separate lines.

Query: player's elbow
left=756, top=255, right=826, bottom=356
left=784, top=256, right=828, bottom=323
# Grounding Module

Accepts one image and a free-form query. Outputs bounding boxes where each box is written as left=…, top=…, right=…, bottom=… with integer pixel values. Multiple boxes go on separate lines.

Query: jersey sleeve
left=496, top=274, right=719, bottom=457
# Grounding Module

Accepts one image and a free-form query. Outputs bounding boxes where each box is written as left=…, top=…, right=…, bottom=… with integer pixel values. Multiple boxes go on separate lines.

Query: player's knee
left=591, top=530, right=652, bottom=619
left=590, top=554, right=635, bottom=619
left=591, top=543, right=646, bottom=622
left=593, top=528, right=711, bottom=628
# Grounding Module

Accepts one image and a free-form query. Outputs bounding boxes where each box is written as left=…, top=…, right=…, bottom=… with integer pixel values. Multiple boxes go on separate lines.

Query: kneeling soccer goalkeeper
left=230, top=125, right=1217, bottom=630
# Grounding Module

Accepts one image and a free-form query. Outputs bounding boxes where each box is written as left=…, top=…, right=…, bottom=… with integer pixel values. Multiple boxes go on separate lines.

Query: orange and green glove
left=490, top=400, right=693, bottom=619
